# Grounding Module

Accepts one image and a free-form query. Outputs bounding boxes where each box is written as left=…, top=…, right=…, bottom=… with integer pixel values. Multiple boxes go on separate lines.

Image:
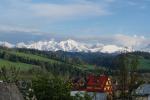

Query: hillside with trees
left=0, top=47, right=150, bottom=76
left=0, top=46, right=150, bottom=100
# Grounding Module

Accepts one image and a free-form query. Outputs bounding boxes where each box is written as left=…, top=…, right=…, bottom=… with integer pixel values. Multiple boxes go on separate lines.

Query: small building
left=133, top=84, right=150, bottom=100
left=71, top=75, right=112, bottom=100
left=86, top=75, right=112, bottom=95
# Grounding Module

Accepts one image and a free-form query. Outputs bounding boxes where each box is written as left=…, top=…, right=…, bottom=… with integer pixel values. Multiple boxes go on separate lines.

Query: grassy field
left=138, top=58, right=150, bottom=70
left=0, top=51, right=99, bottom=72
left=0, top=59, right=40, bottom=71
left=0, top=50, right=83, bottom=72
left=128, top=54, right=150, bottom=70
left=9, top=51, right=58, bottom=63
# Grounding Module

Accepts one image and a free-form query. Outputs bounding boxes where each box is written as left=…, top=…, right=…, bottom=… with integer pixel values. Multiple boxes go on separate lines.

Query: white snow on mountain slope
left=0, top=41, right=14, bottom=48
left=17, top=40, right=58, bottom=51
left=58, top=39, right=89, bottom=52
left=16, top=42, right=27, bottom=48
left=0, top=39, right=135, bottom=53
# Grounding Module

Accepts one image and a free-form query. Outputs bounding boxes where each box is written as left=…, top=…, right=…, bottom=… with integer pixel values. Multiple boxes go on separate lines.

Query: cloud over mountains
left=0, top=24, right=149, bottom=51
left=0, top=34, right=149, bottom=53
left=0, top=0, right=149, bottom=51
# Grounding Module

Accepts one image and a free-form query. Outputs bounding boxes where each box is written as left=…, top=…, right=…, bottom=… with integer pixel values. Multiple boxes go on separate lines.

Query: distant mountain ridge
left=0, top=39, right=148, bottom=53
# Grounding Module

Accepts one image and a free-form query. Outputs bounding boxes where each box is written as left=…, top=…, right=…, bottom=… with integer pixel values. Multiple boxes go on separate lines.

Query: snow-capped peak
left=59, top=39, right=89, bottom=52
left=0, top=39, right=134, bottom=53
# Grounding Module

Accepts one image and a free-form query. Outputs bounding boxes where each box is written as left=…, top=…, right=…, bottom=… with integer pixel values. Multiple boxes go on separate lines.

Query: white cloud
left=0, top=0, right=149, bottom=50
left=30, top=3, right=110, bottom=19
left=0, top=25, right=43, bottom=35
left=1, top=0, right=111, bottom=20
left=114, top=34, right=147, bottom=48
left=127, top=0, right=148, bottom=10
left=0, top=0, right=112, bottom=28
left=73, top=34, right=150, bottom=49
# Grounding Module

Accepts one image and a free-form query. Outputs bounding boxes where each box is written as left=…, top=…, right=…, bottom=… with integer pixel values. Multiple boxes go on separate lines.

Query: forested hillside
left=0, top=46, right=149, bottom=77
left=0, top=47, right=87, bottom=78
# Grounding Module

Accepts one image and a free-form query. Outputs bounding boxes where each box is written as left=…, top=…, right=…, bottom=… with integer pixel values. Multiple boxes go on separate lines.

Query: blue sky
left=0, top=0, right=150, bottom=48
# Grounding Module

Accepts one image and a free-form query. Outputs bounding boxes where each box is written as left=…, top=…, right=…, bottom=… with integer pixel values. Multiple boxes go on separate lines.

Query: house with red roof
left=71, top=75, right=113, bottom=100
left=86, top=75, right=112, bottom=94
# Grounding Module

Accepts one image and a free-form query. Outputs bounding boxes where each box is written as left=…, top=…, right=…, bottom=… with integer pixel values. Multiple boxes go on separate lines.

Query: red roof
left=72, top=75, right=112, bottom=94
left=86, top=75, right=109, bottom=92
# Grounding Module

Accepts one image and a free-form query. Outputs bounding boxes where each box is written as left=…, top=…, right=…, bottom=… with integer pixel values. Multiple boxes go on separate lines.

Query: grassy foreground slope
left=0, top=59, right=40, bottom=71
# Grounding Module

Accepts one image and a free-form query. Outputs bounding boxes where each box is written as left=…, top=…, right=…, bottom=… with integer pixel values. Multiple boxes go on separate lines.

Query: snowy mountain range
left=0, top=39, right=147, bottom=53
